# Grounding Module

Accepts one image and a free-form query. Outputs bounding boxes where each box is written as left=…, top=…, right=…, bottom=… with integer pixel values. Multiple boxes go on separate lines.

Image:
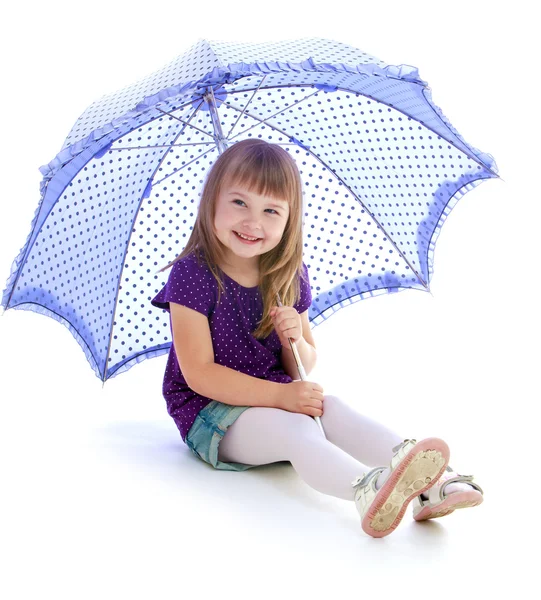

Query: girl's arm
left=192, top=362, right=284, bottom=408
left=171, top=301, right=283, bottom=408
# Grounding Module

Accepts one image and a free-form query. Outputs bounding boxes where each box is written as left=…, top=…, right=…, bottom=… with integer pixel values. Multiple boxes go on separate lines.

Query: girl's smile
left=233, top=230, right=262, bottom=243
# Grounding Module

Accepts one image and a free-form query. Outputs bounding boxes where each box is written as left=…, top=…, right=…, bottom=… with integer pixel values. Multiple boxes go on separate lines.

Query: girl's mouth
left=234, top=231, right=262, bottom=244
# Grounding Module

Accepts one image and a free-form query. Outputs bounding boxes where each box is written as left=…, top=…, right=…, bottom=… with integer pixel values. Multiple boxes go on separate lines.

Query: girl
left=151, top=138, right=483, bottom=538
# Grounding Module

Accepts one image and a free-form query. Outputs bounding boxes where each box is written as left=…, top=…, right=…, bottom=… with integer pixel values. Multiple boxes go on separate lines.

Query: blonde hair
left=158, top=138, right=306, bottom=339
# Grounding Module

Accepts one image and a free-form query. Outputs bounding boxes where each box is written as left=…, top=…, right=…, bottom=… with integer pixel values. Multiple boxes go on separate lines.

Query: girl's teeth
left=236, top=232, right=259, bottom=241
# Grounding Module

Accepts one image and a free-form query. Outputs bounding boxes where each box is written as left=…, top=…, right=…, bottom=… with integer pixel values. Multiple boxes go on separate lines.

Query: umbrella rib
left=102, top=99, right=212, bottom=380
left=227, top=88, right=322, bottom=141
left=110, top=142, right=216, bottom=151
left=219, top=99, right=428, bottom=287
left=154, top=106, right=216, bottom=140
left=147, top=99, right=208, bottom=180
left=142, top=98, right=219, bottom=189
left=109, top=142, right=300, bottom=152
left=225, top=74, right=268, bottom=140
left=151, top=145, right=217, bottom=188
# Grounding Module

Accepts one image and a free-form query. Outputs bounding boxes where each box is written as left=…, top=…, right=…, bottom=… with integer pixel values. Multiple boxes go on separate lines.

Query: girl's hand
left=277, top=380, right=324, bottom=417
left=269, top=306, right=302, bottom=347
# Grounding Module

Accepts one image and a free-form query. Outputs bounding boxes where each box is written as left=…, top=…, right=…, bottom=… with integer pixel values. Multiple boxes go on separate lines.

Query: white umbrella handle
left=276, top=293, right=326, bottom=438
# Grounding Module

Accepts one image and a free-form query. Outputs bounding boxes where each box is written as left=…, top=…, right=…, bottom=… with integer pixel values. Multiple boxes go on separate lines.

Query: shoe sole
left=413, top=490, right=483, bottom=521
left=362, top=438, right=450, bottom=538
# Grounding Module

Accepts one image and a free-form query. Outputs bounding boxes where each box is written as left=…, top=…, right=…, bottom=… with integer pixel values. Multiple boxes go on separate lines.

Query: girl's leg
left=319, top=395, right=404, bottom=467
left=218, top=407, right=371, bottom=501
left=319, top=395, right=474, bottom=498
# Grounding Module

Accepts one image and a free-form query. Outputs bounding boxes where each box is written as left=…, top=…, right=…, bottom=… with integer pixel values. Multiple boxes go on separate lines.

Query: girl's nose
left=242, top=220, right=262, bottom=232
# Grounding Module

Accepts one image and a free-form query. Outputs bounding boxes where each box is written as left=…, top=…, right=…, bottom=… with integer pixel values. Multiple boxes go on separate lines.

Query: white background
left=1, top=1, right=538, bottom=598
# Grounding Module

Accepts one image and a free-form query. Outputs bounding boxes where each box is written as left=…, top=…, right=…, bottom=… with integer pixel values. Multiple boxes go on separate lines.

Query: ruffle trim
left=422, top=87, right=498, bottom=176
left=426, top=178, right=491, bottom=282
left=1, top=196, right=43, bottom=309
left=308, top=175, right=495, bottom=328
left=310, top=285, right=412, bottom=327
left=37, top=57, right=428, bottom=187
left=2, top=301, right=172, bottom=382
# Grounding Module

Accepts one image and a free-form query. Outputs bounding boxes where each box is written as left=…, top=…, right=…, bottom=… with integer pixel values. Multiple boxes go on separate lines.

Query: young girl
left=151, top=138, right=483, bottom=538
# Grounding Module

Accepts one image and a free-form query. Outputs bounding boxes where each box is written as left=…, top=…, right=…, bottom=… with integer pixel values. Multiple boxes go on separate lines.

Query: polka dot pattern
left=150, top=252, right=311, bottom=441
left=2, top=38, right=498, bottom=382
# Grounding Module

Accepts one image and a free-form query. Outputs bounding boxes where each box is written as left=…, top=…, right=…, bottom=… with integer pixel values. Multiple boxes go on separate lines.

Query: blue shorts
left=185, top=400, right=258, bottom=471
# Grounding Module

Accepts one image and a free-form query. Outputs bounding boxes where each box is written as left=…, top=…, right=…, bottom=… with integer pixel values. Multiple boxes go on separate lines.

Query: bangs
left=222, top=146, right=294, bottom=202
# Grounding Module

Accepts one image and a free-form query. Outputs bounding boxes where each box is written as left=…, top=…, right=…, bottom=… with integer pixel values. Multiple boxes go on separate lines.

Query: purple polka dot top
left=150, top=251, right=312, bottom=442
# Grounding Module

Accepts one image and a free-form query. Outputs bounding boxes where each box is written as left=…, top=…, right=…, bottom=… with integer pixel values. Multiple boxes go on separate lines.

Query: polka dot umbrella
left=1, top=37, right=500, bottom=382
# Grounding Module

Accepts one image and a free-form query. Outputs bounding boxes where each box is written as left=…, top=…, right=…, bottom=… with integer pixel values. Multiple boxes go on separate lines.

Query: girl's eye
left=233, top=199, right=278, bottom=215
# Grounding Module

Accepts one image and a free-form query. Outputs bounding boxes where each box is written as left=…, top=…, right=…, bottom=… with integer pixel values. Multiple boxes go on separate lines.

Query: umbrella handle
left=275, top=293, right=325, bottom=438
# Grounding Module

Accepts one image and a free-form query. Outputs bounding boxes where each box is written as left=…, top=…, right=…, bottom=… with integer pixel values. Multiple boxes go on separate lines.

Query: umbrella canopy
left=1, top=37, right=499, bottom=382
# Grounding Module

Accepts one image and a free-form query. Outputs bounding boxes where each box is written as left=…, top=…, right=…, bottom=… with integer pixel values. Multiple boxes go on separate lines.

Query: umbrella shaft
left=276, top=293, right=325, bottom=437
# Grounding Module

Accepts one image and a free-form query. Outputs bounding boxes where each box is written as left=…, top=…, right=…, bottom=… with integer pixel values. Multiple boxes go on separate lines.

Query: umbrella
left=1, top=37, right=500, bottom=383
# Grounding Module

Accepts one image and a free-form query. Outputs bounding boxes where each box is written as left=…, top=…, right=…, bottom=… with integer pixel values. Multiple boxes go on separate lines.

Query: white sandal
left=352, top=438, right=450, bottom=538
left=411, top=465, right=484, bottom=521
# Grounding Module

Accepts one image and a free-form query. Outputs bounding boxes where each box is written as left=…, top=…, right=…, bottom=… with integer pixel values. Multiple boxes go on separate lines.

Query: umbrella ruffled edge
left=36, top=57, right=429, bottom=187
left=425, top=177, right=491, bottom=284
left=309, top=285, right=412, bottom=327
left=105, top=344, right=171, bottom=381
left=422, top=87, right=498, bottom=175
left=3, top=301, right=102, bottom=380
left=2, top=195, right=43, bottom=310
left=2, top=299, right=172, bottom=382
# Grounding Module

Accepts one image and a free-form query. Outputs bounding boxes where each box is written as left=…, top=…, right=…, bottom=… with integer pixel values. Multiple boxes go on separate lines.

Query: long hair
left=157, top=138, right=306, bottom=340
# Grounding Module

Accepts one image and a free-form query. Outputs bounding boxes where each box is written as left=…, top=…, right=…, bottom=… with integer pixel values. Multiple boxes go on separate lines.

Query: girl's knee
left=230, top=407, right=324, bottom=447
left=272, top=408, right=324, bottom=442
left=289, top=411, right=326, bottom=441
left=322, top=394, right=341, bottom=411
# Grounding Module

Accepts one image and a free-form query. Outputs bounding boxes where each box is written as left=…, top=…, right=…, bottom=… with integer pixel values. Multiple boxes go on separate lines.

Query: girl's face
left=213, top=182, right=290, bottom=269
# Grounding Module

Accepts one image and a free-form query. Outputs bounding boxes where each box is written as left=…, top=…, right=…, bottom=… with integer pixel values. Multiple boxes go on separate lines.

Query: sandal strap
left=351, top=466, right=386, bottom=489
left=439, top=474, right=484, bottom=501
left=391, top=438, right=417, bottom=454
left=417, top=469, right=484, bottom=506
left=352, top=438, right=419, bottom=490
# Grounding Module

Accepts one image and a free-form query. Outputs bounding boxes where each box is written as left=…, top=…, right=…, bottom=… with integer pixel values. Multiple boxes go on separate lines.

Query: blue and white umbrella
left=1, top=37, right=499, bottom=382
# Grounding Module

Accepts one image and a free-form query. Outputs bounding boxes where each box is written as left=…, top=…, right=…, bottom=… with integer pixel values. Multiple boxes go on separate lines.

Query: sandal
left=352, top=437, right=450, bottom=538
left=412, top=465, right=484, bottom=521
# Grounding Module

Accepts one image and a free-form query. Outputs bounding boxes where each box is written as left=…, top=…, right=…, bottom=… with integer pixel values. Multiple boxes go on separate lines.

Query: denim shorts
left=185, top=400, right=259, bottom=471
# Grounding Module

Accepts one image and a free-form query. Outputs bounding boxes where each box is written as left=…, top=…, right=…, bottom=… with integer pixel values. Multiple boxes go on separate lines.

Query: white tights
left=218, top=394, right=404, bottom=501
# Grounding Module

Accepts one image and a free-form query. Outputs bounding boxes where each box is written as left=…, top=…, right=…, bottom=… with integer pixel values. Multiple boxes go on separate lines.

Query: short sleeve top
left=150, top=252, right=312, bottom=442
